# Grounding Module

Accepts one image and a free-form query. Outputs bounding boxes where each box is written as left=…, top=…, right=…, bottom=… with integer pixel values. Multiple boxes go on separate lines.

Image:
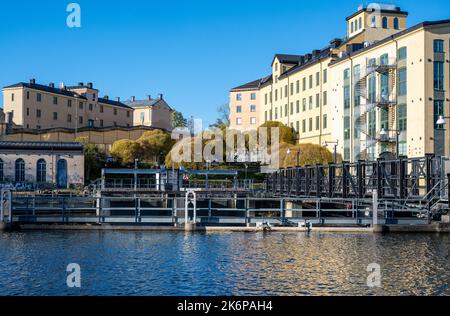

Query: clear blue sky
left=1, top=0, right=449, bottom=126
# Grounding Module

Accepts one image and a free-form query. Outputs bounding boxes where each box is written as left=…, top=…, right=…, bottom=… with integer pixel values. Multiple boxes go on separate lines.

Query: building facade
left=229, top=4, right=450, bottom=161
left=123, top=94, right=173, bottom=131
left=0, top=141, right=84, bottom=189
left=229, top=78, right=266, bottom=131
left=2, top=80, right=173, bottom=132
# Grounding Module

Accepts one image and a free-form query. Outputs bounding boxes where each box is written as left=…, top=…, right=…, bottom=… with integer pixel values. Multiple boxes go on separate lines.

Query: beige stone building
left=230, top=4, right=450, bottom=161
left=123, top=94, right=173, bottom=131
left=0, top=141, right=84, bottom=188
left=2, top=80, right=173, bottom=132
left=229, top=78, right=267, bottom=131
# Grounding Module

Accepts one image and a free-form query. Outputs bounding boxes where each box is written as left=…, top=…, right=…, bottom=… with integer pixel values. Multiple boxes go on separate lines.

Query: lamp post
left=379, top=128, right=401, bottom=159
left=287, top=148, right=300, bottom=167
left=324, top=141, right=339, bottom=164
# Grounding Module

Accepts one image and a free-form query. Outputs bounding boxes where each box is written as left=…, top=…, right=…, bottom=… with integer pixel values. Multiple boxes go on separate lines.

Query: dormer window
left=382, top=17, right=388, bottom=29
left=274, top=63, right=278, bottom=72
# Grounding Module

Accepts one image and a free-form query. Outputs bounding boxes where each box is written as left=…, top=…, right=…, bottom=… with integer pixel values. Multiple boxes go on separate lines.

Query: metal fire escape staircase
left=354, top=58, right=398, bottom=160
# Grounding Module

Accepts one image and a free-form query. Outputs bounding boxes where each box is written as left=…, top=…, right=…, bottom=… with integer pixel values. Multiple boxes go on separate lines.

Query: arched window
left=15, top=159, right=25, bottom=183
left=382, top=17, right=388, bottom=29
left=371, top=16, right=376, bottom=28
left=36, top=159, right=46, bottom=183
left=0, top=159, right=3, bottom=182
left=393, top=18, right=399, bottom=30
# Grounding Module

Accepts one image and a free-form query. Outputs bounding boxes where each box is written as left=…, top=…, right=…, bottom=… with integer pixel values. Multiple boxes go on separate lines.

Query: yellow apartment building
left=229, top=3, right=450, bottom=161
left=2, top=80, right=173, bottom=132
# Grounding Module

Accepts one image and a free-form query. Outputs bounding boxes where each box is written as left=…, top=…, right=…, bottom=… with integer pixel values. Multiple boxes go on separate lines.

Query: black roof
left=279, top=49, right=332, bottom=79
left=97, top=98, right=133, bottom=109
left=3, top=82, right=87, bottom=99
left=0, top=141, right=84, bottom=152
left=231, top=78, right=263, bottom=91
left=271, top=54, right=304, bottom=66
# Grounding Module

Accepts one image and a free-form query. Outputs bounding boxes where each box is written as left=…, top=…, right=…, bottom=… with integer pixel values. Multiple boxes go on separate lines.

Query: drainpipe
left=319, top=60, right=323, bottom=146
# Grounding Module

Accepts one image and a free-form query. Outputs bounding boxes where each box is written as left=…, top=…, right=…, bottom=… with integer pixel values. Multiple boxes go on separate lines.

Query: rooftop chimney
left=30, top=79, right=36, bottom=84
left=147, top=95, right=152, bottom=101
left=49, top=83, right=55, bottom=88
left=78, top=82, right=84, bottom=87
left=104, top=95, right=109, bottom=100
left=87, top=82, right=93, bottom=89
left=116, top=97, right=120, bottom=102
left=158, top=93, right=163, bottom=100
left=330, top=38, right=343, bottom=49
left=131, top=96, right=136, bottom=102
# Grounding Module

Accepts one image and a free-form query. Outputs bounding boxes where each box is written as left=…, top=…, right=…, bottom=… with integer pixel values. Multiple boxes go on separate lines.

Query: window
left=236, top=106, right=242, bottom=113
left=88, top=119, right=94, bottom=128
left=53, top=112, right=57, bottom=120
left=284, top=104, right=288, bottom=117
left=89, top=103, right=93, bottom=111
left=37, top=93, right=42, bottom=102
left=316, top=93, right=320, bottom=108
left=250, top=105, right=256, bottom=112
left=265, top=94, right=268, bottom=105
left=100, top=120, right=104, bottom=127
left=250, top=117, right=256, bottom=125
left=302, top=120, right=306, bottom=133
left=296, top=80, right=300, bottom=93
left=351, top=21, right=354, bottom=33
left=323, top=69, right=327, bottom=83
left=397, top=103, right=407, bottom=131
left=296, top=100, right=300, bottom=113
left=36, top=159, right=46, bottom=183
left=79, top=102, right=83, bottom=109
left=316, top=116, right=320, bottom=130
left=275, top=89, right=278, bottom=101
left=344, top=86, right=350, bottom=109
left=434, top=40, right=444, bottom=53
left=0, top=159, right=3, bottom=182
left=344, top=68, right=350, bottom=80
left=236, top=117, right=242, bottom=125
left=359, top=17, right=362, bottom=30
left=382, top=17, right=388, bottom=29
left=26, top=91, right=30, bottom=100
left=296, top=121, right=299, bottom=134
left=290, top=83, right=294, bottom=96
left=26, top=108, right=30, bottom=116
left=68, top=99, right=72, bottom=107
left=264, top=111, right=267, bottom=122
left=275, top=108, right=278, bottom=119
left=371, top=16, right=376, bottom=28
left=302, top=78, right=306, bottom=91
left=309, top=118, right=313, bottom=131
left=394, top=18, right=399, bottom=30
left=434, top=100, right=444, bottom=129
left=398, top=68, right=407, bottom=96
left=114, top=109, right=118, bottom=115
left=323, top=114, right=328, bottom=129
left=11, top=93, right=14, bottom=102
left=53, top=96, right=58, bottom=105
left=114, top=121, right=117, bottom=127
left=140, top=112, right=145, bottom=123
left=250, top=93, right=256, bottom=100
left=316, top=72, right=320, bottom=86
left=100, top=105, right=104, bottom=113
left=79, top=116, right=83, bottom=124
left=302, top=98, right=306, bottom=112
left=309, top=75, right=313, bottom=89
left=290, top=102, right=293, bottom=115
left=15, top=159, right=25, bottom=183
left=344, top=116, right=351, bottom=140
left=36, top=109, right=41, bottom=117
left=92, top=93, right=96, bottom=101
left=398, top=47, right=407, bottom=61
left=309, top=96, right=313, bottom=110
left=434, top=61, right=444, bottom=91
left=323, top=91, right=327, bottom=106
left=236, top=94, right=242, bottom=101
left=67, top=114, right=72, bottom=122
left=285, top=85, right=288, bottom=98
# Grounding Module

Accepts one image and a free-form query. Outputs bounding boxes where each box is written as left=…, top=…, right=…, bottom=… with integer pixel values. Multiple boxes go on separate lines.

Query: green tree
left=138, top=130, right=175, bottom=164
left=110, top=139, right=142, bottom=166
left=75, top=137, right=106, bottom=183
left=172, top=111, right=188, bottom=129
left=258, top=121, right=296, bottom=145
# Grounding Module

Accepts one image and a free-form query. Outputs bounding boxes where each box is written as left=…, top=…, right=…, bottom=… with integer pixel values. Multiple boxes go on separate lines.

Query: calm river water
left=0, top=231, right=448, bottom=296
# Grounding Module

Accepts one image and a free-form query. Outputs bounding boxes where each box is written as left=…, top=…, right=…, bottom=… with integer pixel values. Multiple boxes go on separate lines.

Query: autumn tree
left=257, top=121, right=296, bottom=145
left=137, top=130, right=175, bottom=164
left=110, top=139, right=142, bottom=166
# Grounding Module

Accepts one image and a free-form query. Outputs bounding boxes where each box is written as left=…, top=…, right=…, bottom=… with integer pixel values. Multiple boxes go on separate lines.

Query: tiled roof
left=97, top=98, right=133, bottom=109
left=0, top=141, right=84, bottom=152
left=3, top=82, right=87, bottom=99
